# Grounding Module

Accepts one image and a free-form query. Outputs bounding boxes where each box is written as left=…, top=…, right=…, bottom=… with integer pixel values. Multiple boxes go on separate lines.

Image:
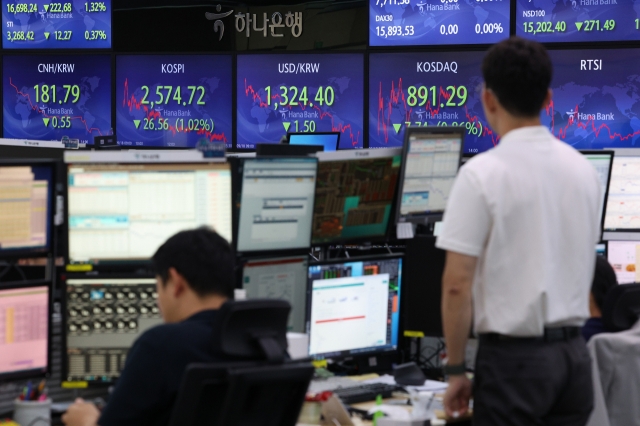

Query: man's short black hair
left=592, top=255, right=618, bottom=312
left=152, top=227, right=234, bottom=299
left=482, top=36, right=553, bottom=118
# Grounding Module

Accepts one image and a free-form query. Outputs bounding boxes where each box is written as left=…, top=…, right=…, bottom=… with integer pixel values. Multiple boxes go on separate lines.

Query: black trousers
left=473, top=336, right=594, bottom=426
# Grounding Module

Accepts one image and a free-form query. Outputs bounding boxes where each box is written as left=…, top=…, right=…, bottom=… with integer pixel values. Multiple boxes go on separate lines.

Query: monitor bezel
left=286, top=132, right=341, bottom=152
left=61, top=271, right=156, bottom=386
left=395, top=126, right=465, bottom=226
left=0, top=159, right=57, bottom=260
left=310, top=148, right=402, bottom=246
left=232, top=156, right=319, bottom=257
left=0, top=281, right=52, bottom=383
left=580, top=150, right=614, bottom=240
left=64, top=155, right=231, bottom=267
left=603, top=149, right=640, bottom=240
left=305, top=253, right=403, bottom=361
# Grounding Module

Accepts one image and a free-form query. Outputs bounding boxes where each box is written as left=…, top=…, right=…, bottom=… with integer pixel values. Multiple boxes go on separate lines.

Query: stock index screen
left=516, top=0, right=640, bottom=43
left=237, top=54, right=364, bottom=150
left=3, top=55, right=112, bottom=144
left=543, top=49, right=640, bottom=149
left=2, top=0, right=111, bottom=49
left=116, top=55, right=232, bottom=149
left=370, top=0, right=510, bottom=46
left=369, top=51, right=494, bottom=153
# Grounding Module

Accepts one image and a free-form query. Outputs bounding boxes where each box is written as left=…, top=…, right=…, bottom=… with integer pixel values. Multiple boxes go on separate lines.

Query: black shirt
left=99, top=310, right=220, bottom=426
left=581, top=317, right=606, bottom=342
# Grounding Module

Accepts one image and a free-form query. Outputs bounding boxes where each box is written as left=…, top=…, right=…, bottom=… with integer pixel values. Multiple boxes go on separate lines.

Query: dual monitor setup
left=0, top=126, right=465, bottom=386
left=0, top=132, right=622, bottom=386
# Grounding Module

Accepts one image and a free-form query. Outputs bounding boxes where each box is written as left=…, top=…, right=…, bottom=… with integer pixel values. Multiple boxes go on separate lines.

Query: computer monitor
left=603, top=149, right=640, bottom=240
left=306, top=254, right=402, bottom=360
left=235, top=158, right=318, bottom=254
left=63, top=275, right=162, bottom=383
left=66, top=156, right=232, bottom=264
left=241, top=255, right=309, bottom=333
left=287, top=133, right=340, bottom=152
left=311, top=149, right=401, bottom=245
left=607, top=241, right=640, bottom=284
left=0, top=160, right=55, bottom=258
left=580, top=150, right=614, bottom=233
left=0, top=282, right=50, bottom=381
left=395, top=127, right=464, bottom=225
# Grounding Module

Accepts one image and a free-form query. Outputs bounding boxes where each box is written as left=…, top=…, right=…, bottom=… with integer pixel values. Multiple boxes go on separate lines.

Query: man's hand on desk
left=61, top=398, right=100, bottom=426
left=443, top=375, right=472, bottom=418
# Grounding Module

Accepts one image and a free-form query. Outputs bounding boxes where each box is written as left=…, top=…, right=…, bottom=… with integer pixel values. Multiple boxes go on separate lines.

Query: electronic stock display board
left=370, top=0, right=510, bottom=46
left=237, top=54, right=364, bottom=150
left=369, top=51, right=494, bottom=153
left=116, top=55, right=232, bottom=148
left=3, top=54, right=112, bottom=143
left=516, top=0, right=640, bottom=42
left=2, top=0, right=111, bottom=49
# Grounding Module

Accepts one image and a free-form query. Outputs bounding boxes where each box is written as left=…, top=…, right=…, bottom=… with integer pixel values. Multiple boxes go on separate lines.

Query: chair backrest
left=168, top=299, right=314, bottom=426
left=211, top=299, right=291, bottom=362
left=168, top=362, right=314, bottom=426
left=602, top=283, right=640, bottom=332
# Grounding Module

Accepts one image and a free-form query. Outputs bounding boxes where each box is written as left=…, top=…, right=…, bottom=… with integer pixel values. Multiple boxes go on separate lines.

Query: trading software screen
left=604, top=155, right=640, bottom=231
left=237, top=158, right=318, bottom=253
left=0, top=286, right=49, bottom=377
left=583, top=153, right=613, bottom=226
left=242, top=256, right=308, bottom=333
left=0, top=165, right=53, bottom=253
left=65, top=277, right=161, bottom=382
left=289, top=133, right=339, bottom=152
left=398, top=133, right=461, bottom=220
left=67, top=163, right=232, bottom=263
left=607, top=241, right=640, bottom=284
left=307, top=256, right=402, bottom=359
left=312, top=154, right=400, bottom=244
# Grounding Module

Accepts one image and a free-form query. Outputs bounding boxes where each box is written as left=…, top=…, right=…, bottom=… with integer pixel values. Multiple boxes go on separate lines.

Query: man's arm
left=442, top=251, right=476, bottom=365
left=62, top=398, right=100, bottom=426
left=441, top=251, right=477, bottom=418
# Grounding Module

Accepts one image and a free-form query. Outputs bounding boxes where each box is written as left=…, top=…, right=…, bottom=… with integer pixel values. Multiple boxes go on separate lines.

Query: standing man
left=437, top=37, right=600, bottom=425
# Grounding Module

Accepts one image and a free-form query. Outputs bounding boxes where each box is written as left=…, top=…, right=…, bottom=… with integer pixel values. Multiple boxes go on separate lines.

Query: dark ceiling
left=112, top=0, right=364, bottom=11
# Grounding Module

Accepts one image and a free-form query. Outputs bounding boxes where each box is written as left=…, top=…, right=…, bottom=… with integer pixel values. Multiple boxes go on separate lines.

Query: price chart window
left=0, top=286, right=49, bottom=377
left=517, top=0, right=640, bottom=43
left=67, top=163, right=232, bottom=264
left=604, top=156, right=640, bottom=232
left=369, top=0, right=510, bottom=46
left=2, top=0, right=111, bottom=49
left=544, top=49, right=640, bottom=151
left=369, top=51, right=492, bottom=153
left=3, top=55, right=112, bottom=144
left=237, top=54, right=364, bottom=150
left=116, top=55, right=232, bottom=149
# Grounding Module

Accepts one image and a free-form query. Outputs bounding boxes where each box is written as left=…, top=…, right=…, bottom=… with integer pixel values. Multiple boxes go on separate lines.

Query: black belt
left=479, top=327, right=581, bottom=343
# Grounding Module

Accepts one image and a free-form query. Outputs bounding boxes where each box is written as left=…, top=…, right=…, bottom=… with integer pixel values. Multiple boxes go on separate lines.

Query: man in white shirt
left=437, top=37, right=601, bottom=426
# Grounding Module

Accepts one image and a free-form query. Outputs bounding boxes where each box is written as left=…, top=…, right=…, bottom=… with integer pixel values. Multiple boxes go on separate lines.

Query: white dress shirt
left=436, top=126, right=601, bottom=336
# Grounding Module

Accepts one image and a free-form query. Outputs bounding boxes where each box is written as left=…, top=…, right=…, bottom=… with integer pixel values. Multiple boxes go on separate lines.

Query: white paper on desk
left=362, top=374, right=449, bottom=392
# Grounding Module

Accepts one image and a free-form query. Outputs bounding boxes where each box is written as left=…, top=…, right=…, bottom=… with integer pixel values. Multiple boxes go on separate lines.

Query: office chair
left=602, top=283, right=640, bottom=332
left=167, top=299, right=315, bottom=426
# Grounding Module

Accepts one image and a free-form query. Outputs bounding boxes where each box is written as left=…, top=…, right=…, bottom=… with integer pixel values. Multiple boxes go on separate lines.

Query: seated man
left=63, top=227, right=234, bottom=426
left=582, top=255, right=618, bottom=342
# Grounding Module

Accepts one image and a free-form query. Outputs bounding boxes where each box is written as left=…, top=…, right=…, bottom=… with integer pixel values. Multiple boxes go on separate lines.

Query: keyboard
left=332, top=383, right=400, bottom=404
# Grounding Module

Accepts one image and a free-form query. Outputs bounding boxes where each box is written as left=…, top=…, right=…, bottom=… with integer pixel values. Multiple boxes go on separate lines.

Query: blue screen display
left=116, top=55, right=232, bottom=148
left=516, top=0, right=640, bottom=43
left=543, top=49, right=640, bottom=149
left=370, top=0, right=510, bottom=46
left=237, top=54, right=364, bottom=150
left=3, top=55, right=112, bottom=144
left=289, top=133, right=339, bottom=152
left=2, top=0, right=111, bottom=49
left=369, top=51, right=495, bottom=154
